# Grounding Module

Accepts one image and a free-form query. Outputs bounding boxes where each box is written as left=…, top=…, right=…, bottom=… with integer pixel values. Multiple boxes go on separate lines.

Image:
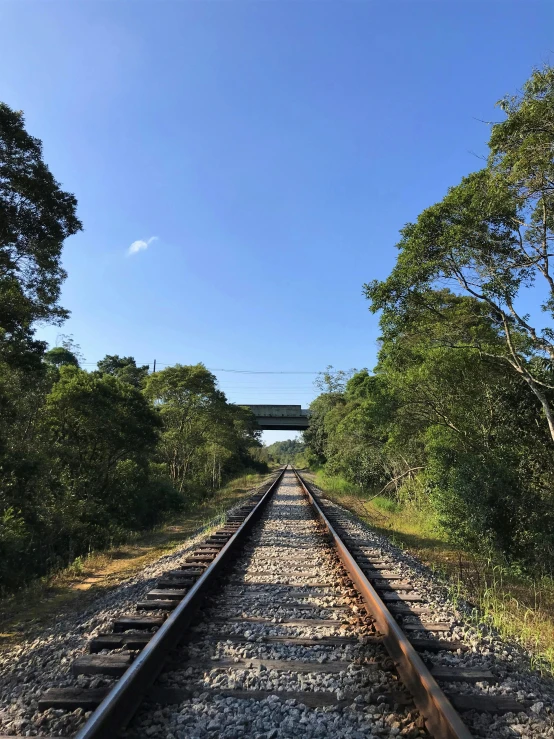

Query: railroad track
left=1, top=467, right=541, bottom=738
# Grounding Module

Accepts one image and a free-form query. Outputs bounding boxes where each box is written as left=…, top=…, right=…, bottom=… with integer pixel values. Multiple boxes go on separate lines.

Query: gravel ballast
left=0, top=483, right=271, bottom=738
left=2, top=469, right=554, bottom=738
left=312, top=481, right=554, bottom=739
left=124, top=471, right=424, bottom=739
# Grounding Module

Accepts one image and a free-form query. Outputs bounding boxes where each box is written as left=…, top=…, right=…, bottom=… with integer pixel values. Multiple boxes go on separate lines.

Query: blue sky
left=0, top=0, right=551, bottom=442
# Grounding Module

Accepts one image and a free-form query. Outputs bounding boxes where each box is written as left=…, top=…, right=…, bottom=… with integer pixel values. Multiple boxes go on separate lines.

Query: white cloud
left=127, top=236, right=158, bottom=256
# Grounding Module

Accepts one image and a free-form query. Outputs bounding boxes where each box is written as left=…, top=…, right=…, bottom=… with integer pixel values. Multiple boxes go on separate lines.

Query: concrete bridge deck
left=243, top=404, right=310, bottom=431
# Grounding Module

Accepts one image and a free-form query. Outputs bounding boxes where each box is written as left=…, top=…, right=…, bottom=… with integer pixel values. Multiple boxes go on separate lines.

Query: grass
left=314, top=470, right=364, bottom=497
left=309, top=470, right=554, bottom=677
left=371, top=496, right=401, bottom=513
left=0, top=469, right=271, bottom=650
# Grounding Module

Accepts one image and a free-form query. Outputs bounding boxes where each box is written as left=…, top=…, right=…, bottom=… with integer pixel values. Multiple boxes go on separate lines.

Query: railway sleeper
left=361, top=569, right=406, bottom=580
left=176, top=657, right=379, bottom=673
left=166, top=566, right=205, bottom=575
left=357, top=559, right=396, bottom=568
left=226, top=579, right=334, bottom=588
left=448, top=694, right=528, bottom=715
left=38, top=684, right=523, bottom=716
left=72, top=653, right=133, bottom=677
left=372, top=582, right=414, bottom=591
left=39, top=687, right=110, bottom=711
left=156, top=577, right=195, bottom=588
left=191, top=633, right=373, bottom=646
left=216, top=599, right=349, bottom=611
left=89, top=633, right=152, bottom=652
left=429, top=666, right=497, bottom=683
left=387, top=603, right=433, bottom=615
left=210, top=616, right=347, bottom=626
left=381, top=592, right=425, bottom=602
left=136, top=599, right=178, bottom=610
left=185, top=554, right=217, bottom=562
left=408, top=638, right=468, bottom=652
left=112, top=615, right=165, bottom=631
left=146, top=588, right=187, bottom=600
left=401, top=621, right=452, bottom=633
left=37, top=685, right=411, bottom=713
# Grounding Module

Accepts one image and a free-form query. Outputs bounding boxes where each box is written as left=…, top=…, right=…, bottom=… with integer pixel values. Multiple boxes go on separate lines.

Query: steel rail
left=75, top=467, right=287, bottom=739
left=291, top=467, right=473, bottom=739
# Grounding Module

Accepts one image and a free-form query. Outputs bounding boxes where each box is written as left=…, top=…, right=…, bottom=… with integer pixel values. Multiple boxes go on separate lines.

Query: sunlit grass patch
left=371, top=496, right=400, bottom=513
left=314, top=471, right=362, bottom=497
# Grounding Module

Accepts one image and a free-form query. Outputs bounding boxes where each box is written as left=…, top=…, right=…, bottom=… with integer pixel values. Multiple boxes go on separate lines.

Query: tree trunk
left=523, top=374, right=554, bottom=444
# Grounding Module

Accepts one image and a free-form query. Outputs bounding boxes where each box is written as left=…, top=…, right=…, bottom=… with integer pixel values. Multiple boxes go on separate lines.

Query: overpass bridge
left=244, top=405, right=310, bottom=431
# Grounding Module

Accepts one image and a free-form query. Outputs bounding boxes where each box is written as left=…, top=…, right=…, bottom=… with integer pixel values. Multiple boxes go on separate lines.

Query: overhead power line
left=78, top=362, right=321, bottom=375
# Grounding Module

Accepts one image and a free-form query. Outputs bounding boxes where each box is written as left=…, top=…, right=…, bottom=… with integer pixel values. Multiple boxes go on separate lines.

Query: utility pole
left=153, top=359, right=156, bottom=373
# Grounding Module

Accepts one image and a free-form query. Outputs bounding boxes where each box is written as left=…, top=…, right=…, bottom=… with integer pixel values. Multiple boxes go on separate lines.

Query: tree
left=315, top=365, right=356, bottom=394
left=365, top=66, right=554, bottom=442
left=144, top=364, right=227, bottom=492
left=41, top=366, right=162, bottom=557
left=44, top=346, right=79, bottom=368
left=0, top=103, right=81, bottom=341
left=305, top=305, right=554, bottom=564
left=265, top=438, right=306, bottom=464
left=303, top=391, right=346, bottom=465
left=97, top=354, right=149, bottom=388
left=44, top=366, right=161, bottom=498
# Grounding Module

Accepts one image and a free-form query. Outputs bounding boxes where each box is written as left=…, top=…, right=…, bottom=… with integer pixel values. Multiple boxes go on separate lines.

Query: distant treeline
left=304, top=66, right=554, bottom=571
left=265, top=438, right=306, bottom=465
left=0, top=103, right=266, bottom=592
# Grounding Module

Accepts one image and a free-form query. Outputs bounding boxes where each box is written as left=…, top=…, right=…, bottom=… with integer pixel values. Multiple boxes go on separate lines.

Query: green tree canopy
left=97, top=354, right=149, bottom=388
left=44, top=346, right=80, bottom=368
left=365, top=65, right=554, bottom=441
left=0, top=103, right=81, bottom=340
left=44, top=365, right=161, bottom=493
left=144, top=364, right=228, bottom=492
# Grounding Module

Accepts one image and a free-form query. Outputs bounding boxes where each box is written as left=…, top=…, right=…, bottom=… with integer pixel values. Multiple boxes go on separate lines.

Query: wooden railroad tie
left=113, top=615, right=165, bottom=631
left=191, top=633, right=376, bottom=646
left=211, top=616, right=346, bottom=627
left=136, top=599, right=178, bottom=610
left=146, top=588, right=187, bottom=600
left=39, top=682, right=524, bottom=715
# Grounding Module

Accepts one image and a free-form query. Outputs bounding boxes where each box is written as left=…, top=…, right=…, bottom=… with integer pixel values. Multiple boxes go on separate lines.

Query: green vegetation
left=265, top=438, right=305, bottom=465
left=0, top=103, right=266, bottom=593
left=305, top=65, right=554, bottom=572
left=313, top=478, right=554, bottom=675
left=302, top=65, right=554, bottom=673
left=0, top=468, right=270, bottom=645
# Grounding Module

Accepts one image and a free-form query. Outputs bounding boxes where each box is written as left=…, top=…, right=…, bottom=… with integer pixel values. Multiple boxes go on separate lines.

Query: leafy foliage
left=306, top=66, right=554, bottom=570
left=44, top=346, right=80, bottom=368
left=365, top=65, right=554, bottom=441
left=97, top=355, right=149, bottom=388
left=0, top=103, right=81, bottom=341
left=265, top=438, right=305, bottom=464
left=0, top=104, right=267, bottom=592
